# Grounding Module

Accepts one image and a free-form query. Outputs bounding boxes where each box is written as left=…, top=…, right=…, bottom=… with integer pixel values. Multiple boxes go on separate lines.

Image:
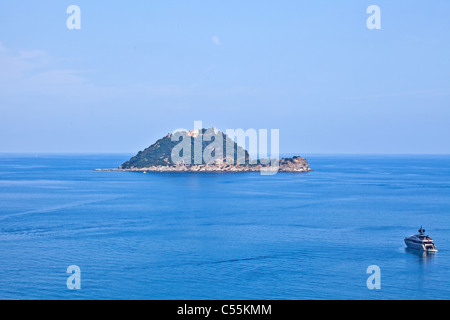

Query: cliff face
left=116, top=128, right=311, bottom=173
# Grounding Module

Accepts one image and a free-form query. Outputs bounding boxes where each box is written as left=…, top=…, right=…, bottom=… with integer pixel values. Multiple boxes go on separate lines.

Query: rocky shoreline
left=95, top=156, right=311, bottom=173
left=96, top=128, right=311, bottom=173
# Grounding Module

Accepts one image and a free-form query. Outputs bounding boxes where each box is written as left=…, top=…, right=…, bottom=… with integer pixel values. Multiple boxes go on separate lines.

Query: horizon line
left=1, top=152, right=450, bottom=156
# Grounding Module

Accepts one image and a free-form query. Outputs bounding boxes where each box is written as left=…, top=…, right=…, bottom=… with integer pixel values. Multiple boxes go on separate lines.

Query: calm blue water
left=0, top=154, right=449, bottom=300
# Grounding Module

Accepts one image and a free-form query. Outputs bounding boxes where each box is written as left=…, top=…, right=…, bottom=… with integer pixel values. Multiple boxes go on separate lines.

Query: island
left=95, top=128, right=311, bottom=173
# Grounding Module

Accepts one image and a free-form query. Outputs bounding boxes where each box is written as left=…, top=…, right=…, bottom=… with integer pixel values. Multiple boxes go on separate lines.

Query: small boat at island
left=404, top=226, right=437, bottom=252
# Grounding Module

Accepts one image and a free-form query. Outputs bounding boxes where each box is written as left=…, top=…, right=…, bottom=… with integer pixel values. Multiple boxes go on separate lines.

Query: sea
left=0, top=154, right=449, bottom=300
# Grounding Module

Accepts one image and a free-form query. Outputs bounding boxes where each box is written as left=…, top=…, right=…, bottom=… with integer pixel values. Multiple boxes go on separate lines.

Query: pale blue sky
left=0, top=0, right=449, bottom=153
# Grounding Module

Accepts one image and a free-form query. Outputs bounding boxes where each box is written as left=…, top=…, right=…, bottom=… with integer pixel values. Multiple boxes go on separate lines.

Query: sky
left=0, top=0, right=449, bottom=154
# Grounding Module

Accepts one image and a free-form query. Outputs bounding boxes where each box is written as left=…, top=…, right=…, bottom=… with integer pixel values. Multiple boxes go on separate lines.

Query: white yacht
left=404, top=226, right=437, bottom=252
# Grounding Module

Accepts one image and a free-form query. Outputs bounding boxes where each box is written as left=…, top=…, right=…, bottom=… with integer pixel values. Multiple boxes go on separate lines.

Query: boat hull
left=404, top=238, right=437, bottom=252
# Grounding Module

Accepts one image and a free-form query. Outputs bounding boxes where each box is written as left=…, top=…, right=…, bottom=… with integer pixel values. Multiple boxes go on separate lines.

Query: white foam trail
left=0, top=197, right=120, bottom=222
